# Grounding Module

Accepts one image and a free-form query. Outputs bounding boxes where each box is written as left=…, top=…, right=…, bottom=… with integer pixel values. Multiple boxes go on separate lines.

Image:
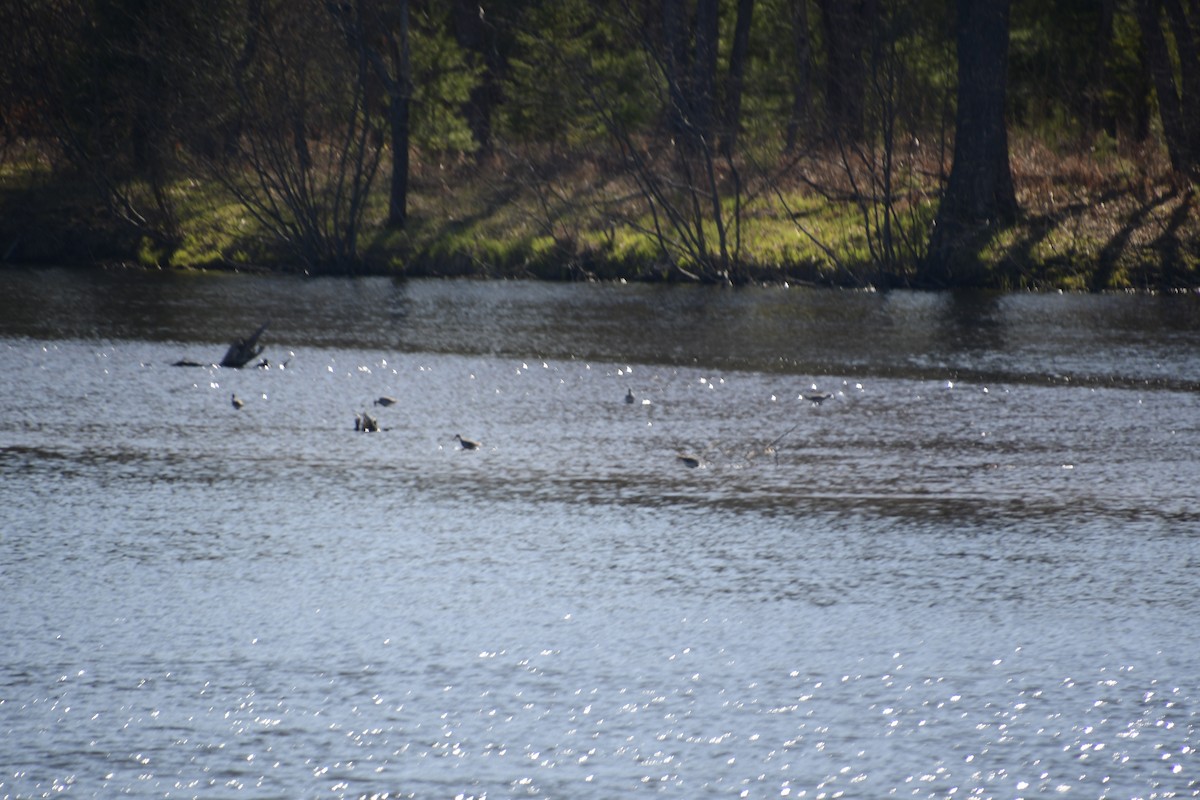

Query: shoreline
left=3, top=142, right=1197, bottom=292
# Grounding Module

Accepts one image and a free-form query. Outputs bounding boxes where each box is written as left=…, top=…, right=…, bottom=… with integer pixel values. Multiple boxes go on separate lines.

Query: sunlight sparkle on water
left=2, top=276, right=1199, bottom=800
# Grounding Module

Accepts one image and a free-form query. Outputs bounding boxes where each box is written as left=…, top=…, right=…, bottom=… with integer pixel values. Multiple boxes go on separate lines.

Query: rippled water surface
left=2, top=268, right=1199, bottom=799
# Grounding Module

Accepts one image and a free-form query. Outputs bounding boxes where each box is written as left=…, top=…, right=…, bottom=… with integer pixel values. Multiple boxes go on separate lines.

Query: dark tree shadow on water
left=939, top=288, right=1005, bottom=352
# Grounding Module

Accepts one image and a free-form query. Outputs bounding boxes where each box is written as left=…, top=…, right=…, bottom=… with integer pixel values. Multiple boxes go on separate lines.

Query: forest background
left=1, top=0, right=1198, bottom=290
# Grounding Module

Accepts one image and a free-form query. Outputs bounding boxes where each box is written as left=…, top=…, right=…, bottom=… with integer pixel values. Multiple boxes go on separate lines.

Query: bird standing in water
left=454, top=434, right=481, bottom=450
left=625, top=388, right=635, bottom=404
left=231, top=393, right=245, bottom=410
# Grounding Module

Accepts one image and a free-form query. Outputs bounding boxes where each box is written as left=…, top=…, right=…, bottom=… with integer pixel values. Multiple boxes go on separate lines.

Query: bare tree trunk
left=719, top=0, right=755, bottom=158
left=1089, top=0, right=1118, bottom=138
left=661, top=0, right=691, bottom=138
left=1162, top=0, right=1200, bottom=113
left=692, top=0, right=720, bottom=141
left=1161, top=0, right=1200, bottom=172
left=659, top=0, right=719, bottom=144
left=785, top=0, right=813, bottom=151
left=1131, top=24, right=1154, bottom=142
left=1135, top=0, right=1197, bottom=175
left=923, top=0, right=1018, bottom=286
left=383, top=0, right=411, bottom=228
left=817, top=0, right=867, bottom=140
left=329, top=0, right=411, bottom=228
left=452, top=0, right=499, bottom=158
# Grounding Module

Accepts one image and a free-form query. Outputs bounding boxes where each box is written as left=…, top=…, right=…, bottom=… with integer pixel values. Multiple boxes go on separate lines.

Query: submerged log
left=220, top=321, right=269, bottom=368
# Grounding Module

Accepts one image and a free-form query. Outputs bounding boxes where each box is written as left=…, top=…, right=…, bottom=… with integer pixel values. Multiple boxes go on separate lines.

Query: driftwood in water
left=172, top=359, right=209, bottom=367
left=220, top=321, right=269, bottom=368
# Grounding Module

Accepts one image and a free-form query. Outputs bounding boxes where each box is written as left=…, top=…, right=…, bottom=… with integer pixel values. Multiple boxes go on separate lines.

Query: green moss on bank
left=2, top=142, right=1197, bottom=290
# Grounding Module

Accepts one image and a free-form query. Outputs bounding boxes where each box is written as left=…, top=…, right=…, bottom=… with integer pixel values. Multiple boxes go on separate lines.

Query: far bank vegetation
left=1, top=0, right=1197, bottom=290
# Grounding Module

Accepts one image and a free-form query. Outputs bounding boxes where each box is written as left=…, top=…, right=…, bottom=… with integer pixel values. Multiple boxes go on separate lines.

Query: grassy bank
left=2, top=138, right=1197, bottom=290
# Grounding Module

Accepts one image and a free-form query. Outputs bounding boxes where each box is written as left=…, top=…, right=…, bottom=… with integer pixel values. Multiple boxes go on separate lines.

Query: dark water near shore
left=2, top=267, right=1199, bottom=799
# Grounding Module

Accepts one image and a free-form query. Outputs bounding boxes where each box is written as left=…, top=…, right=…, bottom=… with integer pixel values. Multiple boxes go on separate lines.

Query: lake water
left=2, top=267, right=1199, bottom=799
